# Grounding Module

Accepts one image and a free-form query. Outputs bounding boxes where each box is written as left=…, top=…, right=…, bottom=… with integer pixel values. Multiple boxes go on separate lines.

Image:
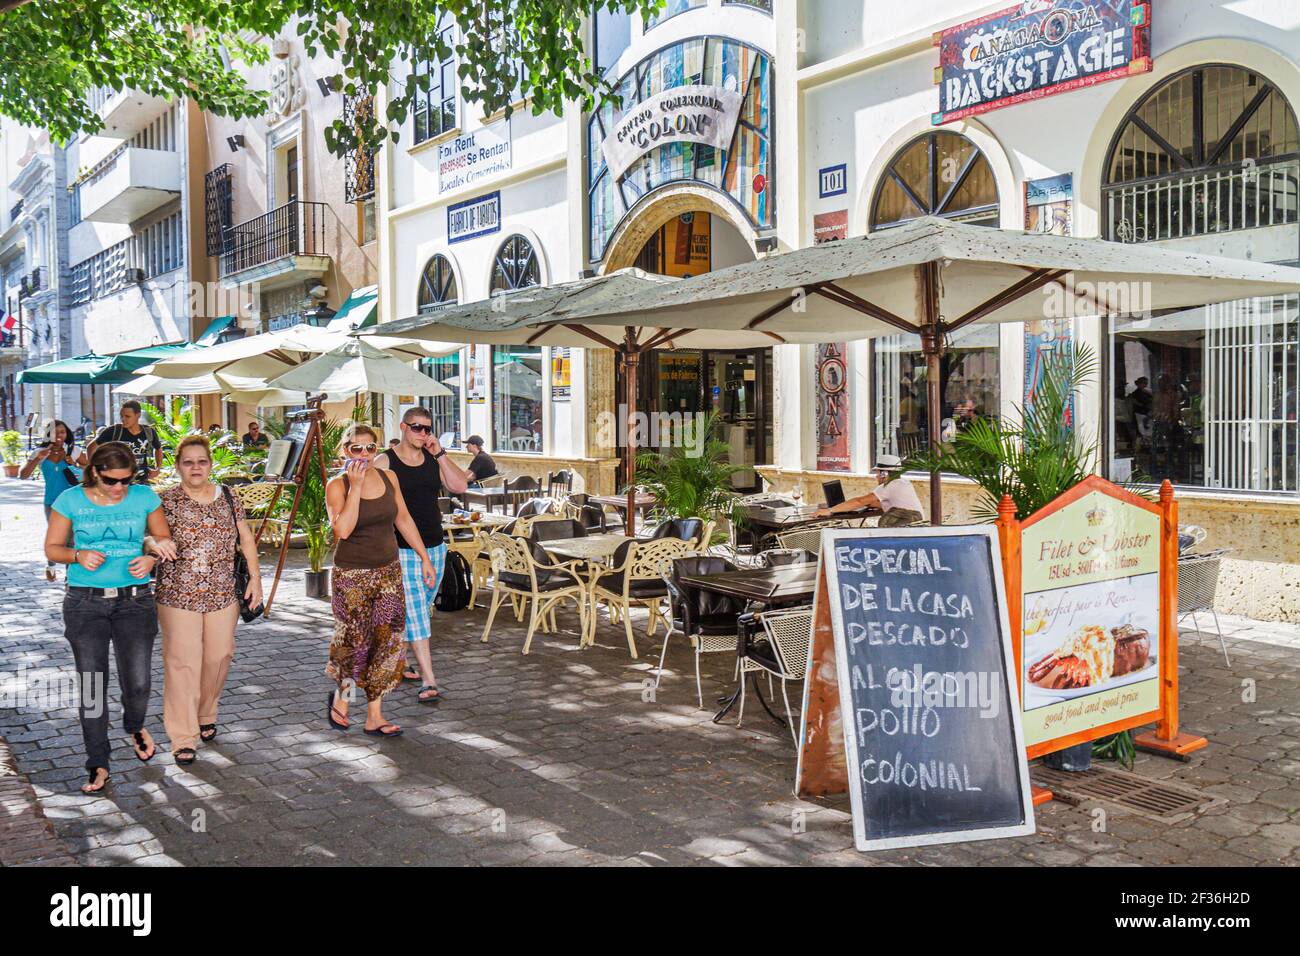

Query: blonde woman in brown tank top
left=324, top=424, right=437, bottom=737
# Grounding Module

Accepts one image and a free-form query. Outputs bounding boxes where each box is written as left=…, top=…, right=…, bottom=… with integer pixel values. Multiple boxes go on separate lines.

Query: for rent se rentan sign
left=933, top=1, right=1152, bottom=125
left=600, top=85, right=743, bottom=182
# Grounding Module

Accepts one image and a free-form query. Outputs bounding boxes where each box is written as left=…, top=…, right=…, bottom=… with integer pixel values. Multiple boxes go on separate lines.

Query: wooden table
left=678, top=564, right=819, bottom=607
left=679, top=563, right=819, bottom=724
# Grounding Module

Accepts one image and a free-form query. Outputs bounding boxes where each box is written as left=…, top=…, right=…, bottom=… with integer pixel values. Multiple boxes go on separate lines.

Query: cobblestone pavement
left=0, top=479, right=1297, bottom=866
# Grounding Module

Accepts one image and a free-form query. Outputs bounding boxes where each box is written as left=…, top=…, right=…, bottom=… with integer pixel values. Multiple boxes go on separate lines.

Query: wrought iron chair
left=1177, top=547, right=1233, bottom=666
left=742, top=607, right=814, bottom=746
left=590, top=537, right=695, bottom=658
left=481, top=532, right=589, bottom=654
left=659, top=555, right=748, bottom=708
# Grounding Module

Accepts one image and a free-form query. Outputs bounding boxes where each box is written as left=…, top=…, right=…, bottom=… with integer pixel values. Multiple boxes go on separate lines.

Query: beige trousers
left=158, top=603, right=239, bottom=751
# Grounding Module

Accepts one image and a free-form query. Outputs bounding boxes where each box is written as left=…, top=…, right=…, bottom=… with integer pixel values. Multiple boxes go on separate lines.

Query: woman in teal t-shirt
left=19, top=420, right=86, bottom=581
left=45, top=442, right=175, bottom=795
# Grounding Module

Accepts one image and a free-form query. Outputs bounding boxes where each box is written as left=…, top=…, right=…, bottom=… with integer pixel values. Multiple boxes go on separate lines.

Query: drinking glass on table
left=791, top=488, right=803, bottom=509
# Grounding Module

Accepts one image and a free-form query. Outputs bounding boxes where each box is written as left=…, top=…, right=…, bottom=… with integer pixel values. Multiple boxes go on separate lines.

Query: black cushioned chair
left=658, top=555, right=750, bottom=708
left=648, top=516, right=704, bottom=545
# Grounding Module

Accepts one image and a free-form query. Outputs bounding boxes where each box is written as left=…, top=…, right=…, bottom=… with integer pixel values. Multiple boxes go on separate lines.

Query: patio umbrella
left=366, top=268, right=770, bottom=531
left=17, top=353, right=115, bottom=385
left=114, top=371, right=222, bottom=397
left=375, top=217, right=1300, bottom=524
left=266, top=338, right=452, bottom=399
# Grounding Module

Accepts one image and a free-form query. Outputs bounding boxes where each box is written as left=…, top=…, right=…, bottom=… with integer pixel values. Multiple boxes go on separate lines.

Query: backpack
left=436, top=550, right=473, bottom=612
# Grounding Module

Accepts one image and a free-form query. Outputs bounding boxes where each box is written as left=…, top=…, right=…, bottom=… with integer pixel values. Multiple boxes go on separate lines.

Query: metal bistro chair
left=758, top=548, right=816, bottom=569
left=1178, top=547, right=1233, bottom=666
left=775, top=518, right=860, bottom=555
left=741, top=607, right=814, bottom=746
left=233, top=482, right=289, bottom=551
left=590, top=537, right=695, bottom=658
left=481, top=533, right=589, bottom=654
left=659, top=555, right=749, bottom=708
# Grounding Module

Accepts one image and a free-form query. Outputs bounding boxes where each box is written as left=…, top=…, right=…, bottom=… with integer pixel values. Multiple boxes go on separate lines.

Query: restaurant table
left=460, top=486, right=511, bottom=514
left=677, top=563, right=819, bottom=724
left=740, top=503, right=880, bottom=551
left=589, top=493, right=657, bottom=526
left=540, top=533, right=634, bottom=646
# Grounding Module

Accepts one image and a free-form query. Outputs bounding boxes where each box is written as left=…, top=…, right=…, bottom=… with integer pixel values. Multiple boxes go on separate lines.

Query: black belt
left=67, top=583, right=153, bottom=598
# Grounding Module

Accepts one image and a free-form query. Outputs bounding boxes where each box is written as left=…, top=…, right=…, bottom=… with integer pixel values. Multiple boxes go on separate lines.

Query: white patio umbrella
left=266, top=338, right=452, bottom=398
left=114, top=371, right=222, bottom=397
left=374, top=217, right=1300, bottom=523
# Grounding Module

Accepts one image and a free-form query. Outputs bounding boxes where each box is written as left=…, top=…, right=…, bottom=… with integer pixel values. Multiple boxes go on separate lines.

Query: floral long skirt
left=327, top=561, right=406, bottom=702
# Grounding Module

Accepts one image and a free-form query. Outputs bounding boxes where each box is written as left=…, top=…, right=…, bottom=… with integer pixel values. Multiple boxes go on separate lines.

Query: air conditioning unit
left=124, top=267, right=145, bottom=284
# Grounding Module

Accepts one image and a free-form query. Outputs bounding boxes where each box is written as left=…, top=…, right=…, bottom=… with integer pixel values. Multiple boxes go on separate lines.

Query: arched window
left=1104, top=65, right=1299, bottom=242
left=490, top=234, right=540, bottom=294
left=1103, top=66, right=1300, bottom=495
left=870, top=131, right=998, bottom=230
left=417, top=254, right=457, bottom=314
left=870, top=132, right=1000, bottom=467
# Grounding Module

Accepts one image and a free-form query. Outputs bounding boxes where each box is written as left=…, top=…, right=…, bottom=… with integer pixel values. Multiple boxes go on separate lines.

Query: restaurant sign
left=933, top=1, right=1152, bottom=125
left=815, top=343, right=850, bottom=472
left=447, top=191, right=501, bottom=244
left=600, top=85, right=743, bottom=182
left=1019, top=482, right=1161, bottom=751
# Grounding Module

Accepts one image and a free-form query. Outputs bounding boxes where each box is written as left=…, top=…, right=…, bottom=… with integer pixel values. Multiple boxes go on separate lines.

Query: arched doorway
left=615, top=207, right=769, bottom=491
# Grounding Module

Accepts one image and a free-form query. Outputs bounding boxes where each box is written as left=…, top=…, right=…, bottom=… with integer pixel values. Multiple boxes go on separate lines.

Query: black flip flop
left=81, top=768, right=111, bottom=794
left=327, top=693, right=350, bottom=731
left=401, top=669, right=421, bottom=682
left=132, top=731, right=157, bottom=763
left=417, top=685, right=441, bottom=704
left=174, top=748, right=197, bottom=766
left=199, top=724, right=218, bottom=742
left=363, top=723, right=403, bottom=738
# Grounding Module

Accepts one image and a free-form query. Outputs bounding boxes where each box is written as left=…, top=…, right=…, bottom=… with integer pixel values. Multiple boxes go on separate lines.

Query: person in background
left=374, top=406, right=470, bottom=703
left=463, top=435, right=497, bottom=488
left=21, top=420, right=87, bottom=581
left=45, top=442, right=174, bottom=794
left=241, top=421, right=269, bottom=449
left=88, top=401, right=162, bottom=484
left=151, top=435, right=263, bottom=766
left=388, top=438, right=401, bottom=450
left=324, top=425, right=438, bottom=738
left=811, top=454, right=925, bottom=528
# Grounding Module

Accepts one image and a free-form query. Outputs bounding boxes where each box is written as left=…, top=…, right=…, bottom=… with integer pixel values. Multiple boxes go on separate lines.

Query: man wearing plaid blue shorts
left=374, top=407, right=472, bottom=703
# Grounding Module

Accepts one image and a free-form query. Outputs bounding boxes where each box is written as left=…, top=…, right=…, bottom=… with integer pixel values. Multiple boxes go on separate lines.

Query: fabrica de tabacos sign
left=933, top=1, right=1151, bottom=125
left=601, top=85, right=743, bottom=182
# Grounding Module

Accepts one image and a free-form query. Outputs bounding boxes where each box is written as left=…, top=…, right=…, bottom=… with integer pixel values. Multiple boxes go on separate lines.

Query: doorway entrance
left=615, top=210, right=770, bottom=492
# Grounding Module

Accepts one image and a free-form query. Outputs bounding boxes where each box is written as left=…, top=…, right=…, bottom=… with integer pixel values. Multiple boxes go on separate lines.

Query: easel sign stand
left=996, top=477, right=1208, bottom=806
left=259, top=396, right=331, bottom=618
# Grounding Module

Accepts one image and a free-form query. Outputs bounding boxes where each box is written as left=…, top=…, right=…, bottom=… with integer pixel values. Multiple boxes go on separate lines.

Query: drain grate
left=1032, top=766, right=1218, bottom=821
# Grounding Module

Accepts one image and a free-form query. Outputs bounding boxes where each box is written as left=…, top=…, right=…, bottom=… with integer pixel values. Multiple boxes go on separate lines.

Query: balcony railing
left=18, top=266, right=44, bottom=300
left=220, top=201, right=327, bottom=278
left=1104, top=157, right=1300, bottom=244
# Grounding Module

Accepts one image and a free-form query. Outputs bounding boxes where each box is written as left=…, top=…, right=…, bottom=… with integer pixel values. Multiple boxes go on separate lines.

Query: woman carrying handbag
left=149, top=435, right=263, bottom=766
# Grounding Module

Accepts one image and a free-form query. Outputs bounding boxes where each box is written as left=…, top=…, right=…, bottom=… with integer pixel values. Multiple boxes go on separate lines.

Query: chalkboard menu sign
left=817, top=526, right=1035, bottom=851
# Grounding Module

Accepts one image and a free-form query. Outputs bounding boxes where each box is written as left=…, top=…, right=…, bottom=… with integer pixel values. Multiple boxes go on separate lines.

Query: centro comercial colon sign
left=600, top=85, right=743, bottom=182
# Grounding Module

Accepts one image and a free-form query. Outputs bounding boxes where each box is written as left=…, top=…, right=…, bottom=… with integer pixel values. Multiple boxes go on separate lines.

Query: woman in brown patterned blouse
left=152, top=435, right=263, bottom=766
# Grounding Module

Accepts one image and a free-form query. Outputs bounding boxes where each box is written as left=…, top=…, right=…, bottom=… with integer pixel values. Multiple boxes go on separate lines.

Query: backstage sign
left=933, top=1, right=1152, bottom=125
left=601, top=85, right=743, bottom=182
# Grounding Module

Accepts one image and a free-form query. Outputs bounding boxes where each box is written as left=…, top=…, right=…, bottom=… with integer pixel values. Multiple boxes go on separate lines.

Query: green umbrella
left=16, top=353, right=114, bottom=385
left=94, top=343, right=197, bottom=380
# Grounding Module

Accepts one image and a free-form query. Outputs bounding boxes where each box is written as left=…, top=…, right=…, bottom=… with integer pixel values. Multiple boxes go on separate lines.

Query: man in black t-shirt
left=88, top=401, right=162, bottom=483
left=242, top=421, right=270, bottom=449
left=464, top=435, right=497, bottom=488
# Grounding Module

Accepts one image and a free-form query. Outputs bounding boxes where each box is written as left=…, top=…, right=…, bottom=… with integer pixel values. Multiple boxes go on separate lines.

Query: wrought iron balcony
left=18, top=266, right=43, bottom=300
left=1104, top=157, right=1300, bottom=244
left=219, top=201, right=328, bottom=279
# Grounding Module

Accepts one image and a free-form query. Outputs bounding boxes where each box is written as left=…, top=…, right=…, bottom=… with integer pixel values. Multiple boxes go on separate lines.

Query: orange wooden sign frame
left=997, top=476, right=1207, bottom=762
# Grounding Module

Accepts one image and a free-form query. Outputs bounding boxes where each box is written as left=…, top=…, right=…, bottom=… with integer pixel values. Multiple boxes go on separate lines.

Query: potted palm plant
left=905, top=344, right=1145, bottom=770
left=634, top=412, right=746, bottom=543
left=291, top=417, right=347, bottom=599
left=1, top=430, right=24, bottom=478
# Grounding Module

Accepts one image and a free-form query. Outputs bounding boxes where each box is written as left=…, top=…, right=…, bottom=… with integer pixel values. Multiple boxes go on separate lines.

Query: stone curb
left=0, top=735, right=77, bottom=867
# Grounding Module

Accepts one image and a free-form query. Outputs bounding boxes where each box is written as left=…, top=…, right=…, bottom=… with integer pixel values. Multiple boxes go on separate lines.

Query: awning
left=325, top=285, right=378, bottom=332
left=194, top=315, right=237, bottom=346
left=97, top=343, right=196, bottom=380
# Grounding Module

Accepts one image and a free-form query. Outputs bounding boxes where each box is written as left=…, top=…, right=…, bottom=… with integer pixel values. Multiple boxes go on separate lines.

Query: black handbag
left=220, top=485, right=264, bottom=623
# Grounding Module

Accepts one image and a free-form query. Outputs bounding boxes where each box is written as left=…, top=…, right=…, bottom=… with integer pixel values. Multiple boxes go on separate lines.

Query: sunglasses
left=347, top=443, right=378, bottom=455
left=98, top=474, right=133, bottom=486
left=404, top=422, right=433, bottom=434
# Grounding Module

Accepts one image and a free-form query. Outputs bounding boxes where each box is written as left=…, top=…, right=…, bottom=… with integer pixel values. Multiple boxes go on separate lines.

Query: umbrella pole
left=920, top=262, right=944, bottom=525
left=624, top=340, right=639, bottom=536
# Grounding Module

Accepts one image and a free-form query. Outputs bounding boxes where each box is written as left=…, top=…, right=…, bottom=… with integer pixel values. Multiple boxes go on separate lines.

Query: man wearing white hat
left=811, top=454, right=926, bottom=527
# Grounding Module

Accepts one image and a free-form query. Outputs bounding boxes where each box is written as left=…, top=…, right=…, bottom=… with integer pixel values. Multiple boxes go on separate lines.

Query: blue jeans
left=62, top=587, right=158, bottom=772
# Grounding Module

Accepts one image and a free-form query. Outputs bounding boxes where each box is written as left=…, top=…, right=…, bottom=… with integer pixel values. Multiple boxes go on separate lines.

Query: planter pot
left=304, top=567, right=332, bottom=600
left=3, top=464, right=19, bottom=478
left=1042, top=741, right=1093, bottom=772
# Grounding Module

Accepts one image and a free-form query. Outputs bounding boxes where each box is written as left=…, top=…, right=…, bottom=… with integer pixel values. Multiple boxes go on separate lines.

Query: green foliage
left=0, top=429, right=24, bottom=465
left=0, top=0, right=663, bottom=158
left=903, top=344, right=1130, bottom=522
left=1092, top=730, right=1136, bottom=769
left=142, top=398, right=265, bottom=482
left=634, top=413, right=745, bottom=541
